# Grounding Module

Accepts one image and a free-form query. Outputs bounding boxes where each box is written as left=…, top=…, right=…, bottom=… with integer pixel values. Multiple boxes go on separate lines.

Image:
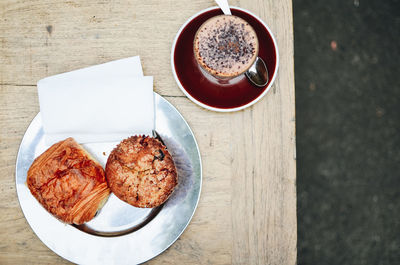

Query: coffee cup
left=193, top=14, right=259, bottom=82
left=171, top=6, right=279, bottom=112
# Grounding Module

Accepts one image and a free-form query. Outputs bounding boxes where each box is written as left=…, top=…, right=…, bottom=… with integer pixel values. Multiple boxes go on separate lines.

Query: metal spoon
left=214, top=0, right=270, bottom=87
left=215, top=0, right=232, bottom=15
left=245, top=57, right=269, bottom=87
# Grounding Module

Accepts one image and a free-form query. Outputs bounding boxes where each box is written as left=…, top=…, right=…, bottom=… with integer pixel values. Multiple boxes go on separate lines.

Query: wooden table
left=0, top=0, right=296, bottom=264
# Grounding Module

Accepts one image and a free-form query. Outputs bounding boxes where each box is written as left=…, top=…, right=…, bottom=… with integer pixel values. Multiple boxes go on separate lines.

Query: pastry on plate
left=105, top=135, right=178, bottom=208
left=27, top=138, right=110, bottom=225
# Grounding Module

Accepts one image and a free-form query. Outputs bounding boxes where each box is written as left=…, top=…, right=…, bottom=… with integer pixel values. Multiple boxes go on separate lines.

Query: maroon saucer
left=171, top=7, right=278, bottom=111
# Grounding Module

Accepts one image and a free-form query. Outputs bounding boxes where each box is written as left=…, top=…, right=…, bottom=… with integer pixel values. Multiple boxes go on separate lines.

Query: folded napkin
left=38, top=56, right=154, bottom=145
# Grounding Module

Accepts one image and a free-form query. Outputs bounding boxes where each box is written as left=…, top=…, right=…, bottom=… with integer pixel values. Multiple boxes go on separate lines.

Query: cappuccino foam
left=194, top=15, right=259, bottom=78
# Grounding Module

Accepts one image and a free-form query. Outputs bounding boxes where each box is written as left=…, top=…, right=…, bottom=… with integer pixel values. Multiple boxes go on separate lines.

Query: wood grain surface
left=0, top=0, right=296, bottom=264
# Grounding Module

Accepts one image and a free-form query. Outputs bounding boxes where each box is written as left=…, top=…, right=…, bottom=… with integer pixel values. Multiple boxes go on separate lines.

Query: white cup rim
left=170, top=6, right=279, bottom=112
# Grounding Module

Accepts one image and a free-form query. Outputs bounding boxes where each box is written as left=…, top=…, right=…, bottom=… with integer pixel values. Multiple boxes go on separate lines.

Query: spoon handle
left=215, top=0, right=232, bottom=15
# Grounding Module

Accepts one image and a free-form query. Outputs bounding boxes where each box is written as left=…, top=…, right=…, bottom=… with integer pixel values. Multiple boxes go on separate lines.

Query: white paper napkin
left=37, top=56, right=154, bottom=145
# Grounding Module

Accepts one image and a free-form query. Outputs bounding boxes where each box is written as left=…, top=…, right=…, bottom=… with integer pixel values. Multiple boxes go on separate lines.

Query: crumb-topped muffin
left=105, top=135, right=178, bottom=208
left=27, top=138, right=110, bottom=225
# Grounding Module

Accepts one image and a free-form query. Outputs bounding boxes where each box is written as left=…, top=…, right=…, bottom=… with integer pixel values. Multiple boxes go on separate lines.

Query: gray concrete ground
left=294, top=0, right=400, bottom=264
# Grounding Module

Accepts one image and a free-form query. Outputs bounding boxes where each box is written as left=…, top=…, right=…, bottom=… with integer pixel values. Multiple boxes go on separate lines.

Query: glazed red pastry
left=27, top=138, right=110, bottom=224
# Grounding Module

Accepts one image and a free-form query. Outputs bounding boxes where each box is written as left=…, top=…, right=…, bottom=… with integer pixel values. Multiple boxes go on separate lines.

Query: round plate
left=15, top=93, right=202, bottom=265
left=171, top=6, right=279, bottom=112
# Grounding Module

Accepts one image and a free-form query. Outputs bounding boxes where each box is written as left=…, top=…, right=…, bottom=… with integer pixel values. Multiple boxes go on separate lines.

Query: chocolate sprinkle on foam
left=194, top=15, right=259, bottom=77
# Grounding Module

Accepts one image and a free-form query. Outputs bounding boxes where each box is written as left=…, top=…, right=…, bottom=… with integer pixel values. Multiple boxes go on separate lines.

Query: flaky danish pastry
left=27, top=138, right=110, bottom=225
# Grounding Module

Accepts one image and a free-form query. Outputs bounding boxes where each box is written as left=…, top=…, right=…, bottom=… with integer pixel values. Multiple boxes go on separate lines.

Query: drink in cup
left=193, top=15, right=259, bottom=80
